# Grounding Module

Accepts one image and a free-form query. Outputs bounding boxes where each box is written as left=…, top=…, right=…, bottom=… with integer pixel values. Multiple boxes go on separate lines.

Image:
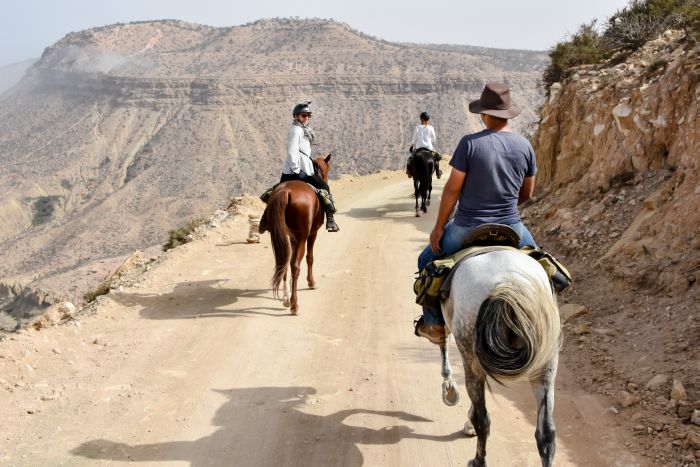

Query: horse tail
left=267, top=189, right=291, bottom=297
left=414, top=151, right=433, bottom=199
left=474, top=273, right=561, bottom=383
left=418, top=157, right=433, bottom=198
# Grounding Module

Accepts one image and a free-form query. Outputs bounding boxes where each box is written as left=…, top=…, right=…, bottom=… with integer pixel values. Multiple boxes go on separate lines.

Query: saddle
left=413, top=224, right=572, bottom=308
left=259, top=184, right=336, bottom=213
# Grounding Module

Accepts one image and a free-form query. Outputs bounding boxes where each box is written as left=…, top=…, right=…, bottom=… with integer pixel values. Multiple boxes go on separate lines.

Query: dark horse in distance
left=408, top=148, right=438, bottom=217
left=259, top=155, right=332, bottom=315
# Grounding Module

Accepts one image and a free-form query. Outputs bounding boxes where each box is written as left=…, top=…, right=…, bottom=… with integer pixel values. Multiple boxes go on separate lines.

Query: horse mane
left=473, top=273, right=561, bottom=383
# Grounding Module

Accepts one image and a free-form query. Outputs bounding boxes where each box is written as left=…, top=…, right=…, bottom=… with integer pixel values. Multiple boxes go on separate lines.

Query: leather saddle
left=461, top=223, right=521, bottom=249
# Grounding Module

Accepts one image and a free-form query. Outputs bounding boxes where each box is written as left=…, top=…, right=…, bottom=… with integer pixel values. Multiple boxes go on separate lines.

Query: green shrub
left=542, top=21, right=608, bottom=92
left=163, top=218, right=206, bottom=251
left=542, top=0, right=698, bottom=94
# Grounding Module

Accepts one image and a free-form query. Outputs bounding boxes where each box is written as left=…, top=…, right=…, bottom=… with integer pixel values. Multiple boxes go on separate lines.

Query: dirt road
left=0, top=171, right=647, bottom=466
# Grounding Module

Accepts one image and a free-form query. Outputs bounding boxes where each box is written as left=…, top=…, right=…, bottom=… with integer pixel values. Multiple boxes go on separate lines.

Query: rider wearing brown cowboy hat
left=414, top=82, right=539, bottom=344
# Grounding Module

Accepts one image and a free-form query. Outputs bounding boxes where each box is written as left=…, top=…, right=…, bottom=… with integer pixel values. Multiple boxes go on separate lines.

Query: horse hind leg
left=282, top=270, right=291, bottom=308
left=289, top=238, right=306, bottom=315
left=306, top=232, right=317, bottom=289
left=414, top=179, right=420, bottom=217
left=456, top=341, right=490, bottom=466
left=530, top=353, right=559, bottom=467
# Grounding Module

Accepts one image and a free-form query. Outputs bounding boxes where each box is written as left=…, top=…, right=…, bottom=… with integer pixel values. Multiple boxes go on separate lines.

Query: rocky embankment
left=526, top=30, right=699, bottom=466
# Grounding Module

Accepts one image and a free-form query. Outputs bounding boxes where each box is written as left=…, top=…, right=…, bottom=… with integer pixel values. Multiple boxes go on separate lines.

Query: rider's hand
left=429, top=226, right=444, bottom=254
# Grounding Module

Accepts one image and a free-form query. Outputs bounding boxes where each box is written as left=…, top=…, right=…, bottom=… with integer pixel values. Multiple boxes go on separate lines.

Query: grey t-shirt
left=450, top=129, right=537, bottom=226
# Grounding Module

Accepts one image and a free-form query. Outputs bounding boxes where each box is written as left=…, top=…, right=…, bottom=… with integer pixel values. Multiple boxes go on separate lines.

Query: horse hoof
left=308, top=282, right=316, bottom=289
left=415, top=212, right=420, bottom=217
left=468, top=459, right=485, bottom=467
left=426, top=200, right=431, bottom=206
left=290, top=308, right=298, bottom=315
left=442, top=381, right=460, bottom=406
left=282, top=299, right=291, bottom=308
left=463, top=421, right=476, bottom=437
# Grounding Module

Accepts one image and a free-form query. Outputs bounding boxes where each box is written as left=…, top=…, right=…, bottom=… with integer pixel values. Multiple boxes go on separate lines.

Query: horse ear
left=325, top=153, right=332, bottom=163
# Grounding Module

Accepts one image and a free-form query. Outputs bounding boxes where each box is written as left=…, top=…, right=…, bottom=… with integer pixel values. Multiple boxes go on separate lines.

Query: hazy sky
left=1, top=0, right=632, bottom=65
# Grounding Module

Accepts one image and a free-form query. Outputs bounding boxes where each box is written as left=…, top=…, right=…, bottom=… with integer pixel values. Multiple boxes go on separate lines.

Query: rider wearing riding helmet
left=407, top=111, right=442, bottom=179
left=280, top=101, right=340, bottom=232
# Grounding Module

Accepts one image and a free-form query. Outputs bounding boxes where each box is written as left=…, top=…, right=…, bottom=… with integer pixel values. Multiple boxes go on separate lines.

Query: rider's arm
left=518, top=176, right=536, bottom=205
left=430, top=168, right=466, bottom=253
left=286, top=127, right=302, bottom=174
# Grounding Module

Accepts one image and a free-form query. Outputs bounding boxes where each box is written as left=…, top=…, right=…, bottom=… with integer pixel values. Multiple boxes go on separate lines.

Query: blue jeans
left=417, top=219, right=537, bottom=325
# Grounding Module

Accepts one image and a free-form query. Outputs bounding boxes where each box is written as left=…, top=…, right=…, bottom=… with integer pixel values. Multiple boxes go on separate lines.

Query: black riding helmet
left=293, top=101, right=312, bottom=116
left=420, top=111, right=430, bottom=121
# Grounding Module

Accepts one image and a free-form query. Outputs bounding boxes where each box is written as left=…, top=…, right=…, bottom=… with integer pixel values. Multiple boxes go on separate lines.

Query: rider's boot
left=433, top=154, right=443, bottom=179
left=318, top=190, right=340, bottom=232
left=406, top=156, right=413, bottom=178
left=414, top=316, right=447, bottom=344
left=326, top=212, right=340, bottom=232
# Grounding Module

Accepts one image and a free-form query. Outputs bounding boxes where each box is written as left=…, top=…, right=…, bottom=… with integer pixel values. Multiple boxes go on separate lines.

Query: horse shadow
left=71, top=386, right=465, bottom=466
left=111, top=280, right=288, bottom=320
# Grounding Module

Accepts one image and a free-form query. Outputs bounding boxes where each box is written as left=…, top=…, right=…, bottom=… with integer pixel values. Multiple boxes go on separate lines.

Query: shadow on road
left=72, top=386, right=465, bottom=466
left=112, top=280, right=290, bottom=320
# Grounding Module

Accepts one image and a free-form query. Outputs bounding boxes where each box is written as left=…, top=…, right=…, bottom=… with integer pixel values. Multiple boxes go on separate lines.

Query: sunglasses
left=300, top=113, right=312, bottom=118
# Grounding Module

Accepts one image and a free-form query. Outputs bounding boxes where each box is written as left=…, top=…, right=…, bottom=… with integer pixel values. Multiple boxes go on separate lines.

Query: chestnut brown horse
left=259, top=155, right=332, bottom=315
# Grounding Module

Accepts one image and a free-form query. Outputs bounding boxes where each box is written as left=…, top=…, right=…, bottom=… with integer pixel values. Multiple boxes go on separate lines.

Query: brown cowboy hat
left=469, top=82, right=521, bottom=119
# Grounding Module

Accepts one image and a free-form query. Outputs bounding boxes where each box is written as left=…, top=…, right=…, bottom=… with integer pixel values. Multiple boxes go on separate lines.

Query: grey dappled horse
left=437, top=249, right=561, bottom=467
left=409, top=148, right=435, bottom=217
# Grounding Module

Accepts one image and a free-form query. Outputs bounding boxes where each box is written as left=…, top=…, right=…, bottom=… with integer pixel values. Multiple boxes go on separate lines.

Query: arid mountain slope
left=0, top=18, right=546, bottom=328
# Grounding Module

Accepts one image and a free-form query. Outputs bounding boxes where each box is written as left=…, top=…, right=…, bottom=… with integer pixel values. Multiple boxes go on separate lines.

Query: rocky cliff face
left=0, top=18, right=546, bottom=328
left=530, top=30, right=698, bottom=295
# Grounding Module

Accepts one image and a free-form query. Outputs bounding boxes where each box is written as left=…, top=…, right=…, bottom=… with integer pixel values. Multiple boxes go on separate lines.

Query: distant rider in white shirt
left=407, top=112, right=442, bottom=179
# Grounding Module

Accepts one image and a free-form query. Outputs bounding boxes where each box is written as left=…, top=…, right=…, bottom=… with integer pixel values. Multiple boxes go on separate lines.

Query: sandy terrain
left=0, top=170, right=648, bottom=466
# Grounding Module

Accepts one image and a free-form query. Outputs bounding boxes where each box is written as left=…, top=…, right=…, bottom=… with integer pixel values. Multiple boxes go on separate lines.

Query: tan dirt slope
left=0, top=170, right=646, bottom=466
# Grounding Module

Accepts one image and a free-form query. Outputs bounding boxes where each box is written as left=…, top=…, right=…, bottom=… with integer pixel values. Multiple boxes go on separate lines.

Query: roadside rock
left=645, top=374, right=668, bottom=391
left=669, top=379, right=687, bottom=401
left=560, top=303, right=587, bottom=322
left=620, top=390, right=641, bottom=408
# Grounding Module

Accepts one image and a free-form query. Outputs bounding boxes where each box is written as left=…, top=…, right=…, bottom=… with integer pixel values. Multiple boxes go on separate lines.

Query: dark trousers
left=280, top=173, right=330, bottom=193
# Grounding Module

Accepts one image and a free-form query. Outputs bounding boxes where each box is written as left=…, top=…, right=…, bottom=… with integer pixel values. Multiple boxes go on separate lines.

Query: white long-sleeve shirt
left=410, top=124, right=436, bottom=150
left=282, top=124, right=314, bottom=175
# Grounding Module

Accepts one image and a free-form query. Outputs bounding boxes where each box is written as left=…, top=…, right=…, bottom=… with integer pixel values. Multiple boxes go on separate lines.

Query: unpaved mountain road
left=0, top=170, right=647, bottom=466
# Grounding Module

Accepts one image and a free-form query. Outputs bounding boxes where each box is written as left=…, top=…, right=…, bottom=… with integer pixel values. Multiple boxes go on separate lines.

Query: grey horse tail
left=473, top=276, right=561, bottom=383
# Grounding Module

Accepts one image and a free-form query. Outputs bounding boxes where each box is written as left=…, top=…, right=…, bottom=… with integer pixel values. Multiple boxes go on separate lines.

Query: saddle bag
left=521, top=247, right=572, bottom=292
left=414, top=261, right=451, bottom=308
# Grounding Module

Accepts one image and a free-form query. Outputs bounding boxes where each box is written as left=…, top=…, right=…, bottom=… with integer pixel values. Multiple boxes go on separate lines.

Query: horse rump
left=473, top=276, right=561, bottom=383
